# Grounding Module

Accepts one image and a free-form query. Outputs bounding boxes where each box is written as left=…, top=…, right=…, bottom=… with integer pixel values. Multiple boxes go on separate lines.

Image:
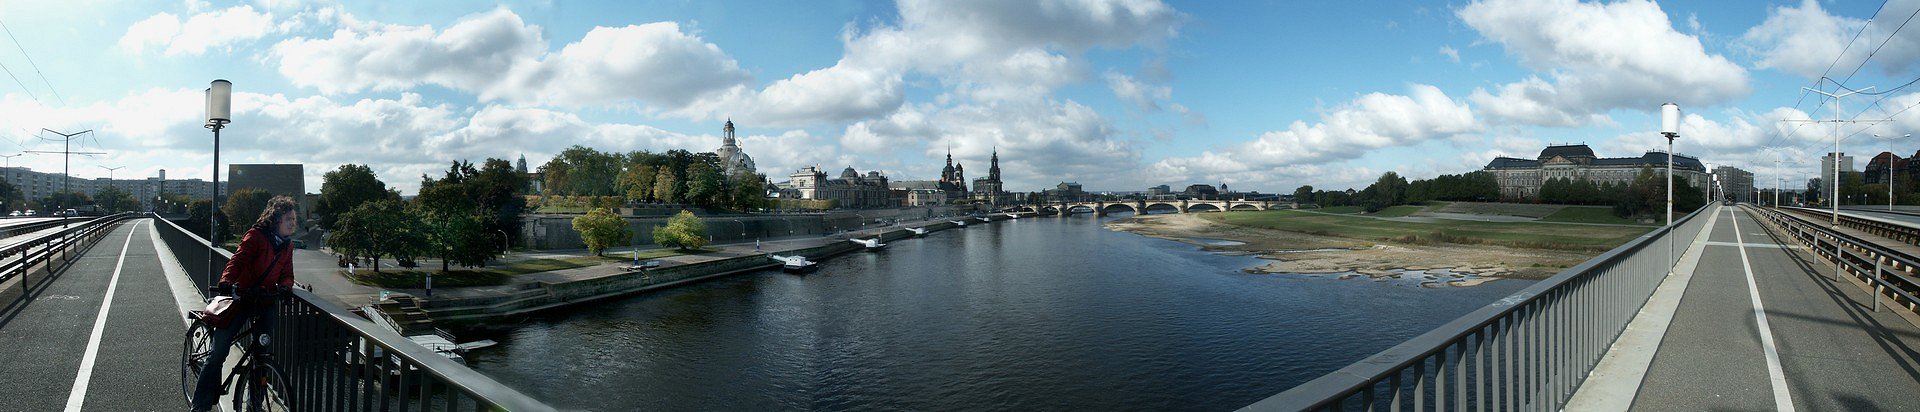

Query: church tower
left=715, top=118, right=755, bottom=177
left=988, top=149, right=1001, bottom=181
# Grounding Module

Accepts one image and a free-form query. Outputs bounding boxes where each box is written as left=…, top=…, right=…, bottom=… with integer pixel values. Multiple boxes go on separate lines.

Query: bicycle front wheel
left=179, top=319, right=212, bottom=406
left=234, top=363, right=294, bottom=412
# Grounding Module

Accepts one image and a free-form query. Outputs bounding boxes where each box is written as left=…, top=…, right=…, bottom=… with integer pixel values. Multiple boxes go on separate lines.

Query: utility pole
left=29, top=129, right=105, bottom=227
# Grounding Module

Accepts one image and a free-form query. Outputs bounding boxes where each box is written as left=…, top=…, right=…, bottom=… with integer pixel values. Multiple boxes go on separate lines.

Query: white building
left=1483, top=144, right=1709, bottom=200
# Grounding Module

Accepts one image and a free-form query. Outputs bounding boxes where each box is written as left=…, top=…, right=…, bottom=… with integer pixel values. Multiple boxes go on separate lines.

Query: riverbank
left=1105, top=212, right=1615, bottom=280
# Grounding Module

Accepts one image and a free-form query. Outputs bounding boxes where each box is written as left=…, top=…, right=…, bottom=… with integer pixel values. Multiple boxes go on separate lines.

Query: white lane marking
left=63, top=220, right=141, bottom=412
left=1705, top=241, right=1799, bottom=249
left=1728, top=208, right=1797, bottom=412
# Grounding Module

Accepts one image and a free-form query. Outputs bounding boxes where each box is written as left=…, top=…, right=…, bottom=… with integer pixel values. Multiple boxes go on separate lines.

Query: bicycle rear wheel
left=179, top=320, right=212, bottom=406
left=233, top=363, right=293, bottom=412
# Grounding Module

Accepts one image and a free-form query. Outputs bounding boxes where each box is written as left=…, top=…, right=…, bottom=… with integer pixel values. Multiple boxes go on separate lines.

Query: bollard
left=1874, top=256, right=1884, bottom=313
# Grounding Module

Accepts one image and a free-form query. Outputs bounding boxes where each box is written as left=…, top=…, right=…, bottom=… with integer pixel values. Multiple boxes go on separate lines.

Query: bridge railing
left=0, top=213, right=136, bottom=284
left=149, top=217, right=555, bottom=411
left=1242, top=204, right=1714, bottom=411
left=1780, top=206, right=1920, bottom=248
left=1753, top=206, right=1920, bottom=317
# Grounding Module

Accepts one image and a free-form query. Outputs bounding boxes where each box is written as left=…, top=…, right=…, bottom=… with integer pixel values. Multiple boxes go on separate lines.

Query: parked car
left=6, top=211, right=16, bottom=217
left=25, top=210, right=36, bottom=216
left=61, top=209, right=77, bottom=217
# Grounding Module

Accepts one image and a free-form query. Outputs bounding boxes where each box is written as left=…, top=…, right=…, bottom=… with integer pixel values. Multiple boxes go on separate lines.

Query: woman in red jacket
left=191, top=195, right=298, bottom=412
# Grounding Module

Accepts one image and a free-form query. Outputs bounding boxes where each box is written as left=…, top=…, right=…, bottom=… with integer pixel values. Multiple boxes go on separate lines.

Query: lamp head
left=1660, top=102, right=1680, bottom=138
left=205, top=79, right=232, bottom=126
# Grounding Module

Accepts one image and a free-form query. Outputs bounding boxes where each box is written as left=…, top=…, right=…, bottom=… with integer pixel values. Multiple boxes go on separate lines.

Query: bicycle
left=181, top=285, right=294, bottom=412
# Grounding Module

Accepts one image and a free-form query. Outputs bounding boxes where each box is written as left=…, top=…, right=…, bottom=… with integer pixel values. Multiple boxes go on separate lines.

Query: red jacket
left=220, top=227, right=295, bottom=290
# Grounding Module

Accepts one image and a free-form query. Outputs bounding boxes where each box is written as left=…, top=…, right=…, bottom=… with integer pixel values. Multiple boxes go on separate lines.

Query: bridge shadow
left=0, top=225, right=119, bottom=330
left=1748, top=210, right=1920, bottom=384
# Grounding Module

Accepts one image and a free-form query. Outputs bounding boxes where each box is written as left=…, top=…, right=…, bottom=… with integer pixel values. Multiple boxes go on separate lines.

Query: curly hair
left=252, top=195, right=299, bottom=232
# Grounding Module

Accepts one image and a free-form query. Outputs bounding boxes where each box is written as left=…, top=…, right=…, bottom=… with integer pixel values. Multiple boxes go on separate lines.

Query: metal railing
left=1779, top=206, right=1920, bottom=248
left=1753, top=206, right=1920, bottom=316
left=0, top=213, right=136, bottom=283
left=150, top=217, right=555, bottom=411
left=1243, top=205, right=1714, bottom=411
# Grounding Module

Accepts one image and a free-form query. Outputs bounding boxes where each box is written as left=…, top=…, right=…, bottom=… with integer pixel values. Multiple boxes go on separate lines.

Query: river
left=465, top=212, right=1536, bottom=411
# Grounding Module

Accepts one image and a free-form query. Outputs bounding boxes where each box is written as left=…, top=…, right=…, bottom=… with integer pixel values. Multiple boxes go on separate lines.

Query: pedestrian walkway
left=0, top=220, right=191, bottom=411
left=1590, top=207, right=1920, bottom=411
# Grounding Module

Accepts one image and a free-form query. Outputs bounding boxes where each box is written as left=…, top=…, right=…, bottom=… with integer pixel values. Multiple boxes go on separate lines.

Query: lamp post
left=205, top=79, right=231, bottom=288
left=1661, top=103, right=1680, bottom=271
left=1873, top=133, right=1910, bottom=211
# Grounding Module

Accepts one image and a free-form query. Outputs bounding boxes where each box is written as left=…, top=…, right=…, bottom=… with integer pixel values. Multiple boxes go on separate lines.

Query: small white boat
left=769, top=254, right=817, bottom=274
left=1005, top=213, right=1020, bottom=219
left=977, top=217, right=991, bottom=222
left=907, top=227, right=927, bottom=236
left=950, top=220, right=967, bottom=227
left=851, top=237, right=887, bottom=250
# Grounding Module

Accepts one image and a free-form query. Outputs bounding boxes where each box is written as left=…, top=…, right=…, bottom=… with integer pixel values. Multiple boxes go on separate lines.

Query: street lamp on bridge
left=205, top=79, right=231, bottom=288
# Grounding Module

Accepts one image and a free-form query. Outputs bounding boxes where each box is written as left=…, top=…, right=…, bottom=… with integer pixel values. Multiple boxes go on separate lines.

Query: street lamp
left=205, top=79, right=231, bottom=288
left=1873, top=133, right=1911, bottom=211
left=1660, top=103, right=1679, bottom=271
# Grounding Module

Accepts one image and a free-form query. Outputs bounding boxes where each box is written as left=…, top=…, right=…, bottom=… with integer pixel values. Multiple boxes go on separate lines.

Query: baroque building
left=715, top=119, right=756, bottom=177
left=1483, top=144, right=1709, bottom=200
left=786, top=166, right=893, bottom=209
left=939, top=150, right=968, bottom=202
left=970, top=149, right=1008, bottom=205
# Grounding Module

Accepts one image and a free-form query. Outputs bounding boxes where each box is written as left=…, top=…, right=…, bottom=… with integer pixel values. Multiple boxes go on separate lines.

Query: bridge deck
left=1589, top=207, right=1920, bottom=410
left=0, top=221, right=196, bottom=411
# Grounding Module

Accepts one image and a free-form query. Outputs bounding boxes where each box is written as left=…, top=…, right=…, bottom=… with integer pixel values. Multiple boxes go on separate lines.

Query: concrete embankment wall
left=520, top=205, right=975, bottom=250
left=435, top=211, right=1036, bottom=328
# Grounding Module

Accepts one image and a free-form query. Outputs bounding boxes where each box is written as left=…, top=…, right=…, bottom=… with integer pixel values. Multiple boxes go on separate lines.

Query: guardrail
left=1752, top=206, right=1920, bottom=316
left=1781, top=206, right=1920, bottom=248
left=1243, top=205, right=1713, bottom=411
left=0, top=213, right=136, bottom=284
left=149, top=217, right=555, bottom=411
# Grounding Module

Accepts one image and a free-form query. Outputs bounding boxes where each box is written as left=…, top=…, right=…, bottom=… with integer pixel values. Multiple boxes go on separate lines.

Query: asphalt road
left=1631, top=207, right=1920, bottom=411
left=0, top=221, right=189, bottom=411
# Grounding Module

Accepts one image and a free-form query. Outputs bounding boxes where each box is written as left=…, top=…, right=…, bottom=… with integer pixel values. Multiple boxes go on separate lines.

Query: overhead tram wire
left=0, top=18, right=61, bottom=106
left=1838, top=3, right=1920, bottom=88
left=1770, top=1, right=1892, bottom=151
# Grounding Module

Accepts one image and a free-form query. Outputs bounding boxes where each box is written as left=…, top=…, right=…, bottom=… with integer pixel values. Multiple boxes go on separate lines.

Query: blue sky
left=0, top=0, right=1915, bottom=195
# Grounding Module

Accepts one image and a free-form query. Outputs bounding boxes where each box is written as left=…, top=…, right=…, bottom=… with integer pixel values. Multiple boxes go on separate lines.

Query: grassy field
left=1539, top=207, right=1652, bottom=226
left=1203, top=209, right=1651, bottom=251
left=1316, top=206, right=1365, bottom=214
left=346, top=248, right=714, bottom=288
left=1434, top=202, right=1568, bottom=218
left=1371, top=205, right=1425, bottom=218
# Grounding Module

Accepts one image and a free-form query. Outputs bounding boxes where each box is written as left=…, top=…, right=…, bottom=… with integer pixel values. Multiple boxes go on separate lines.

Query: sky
left=0, top=0, right=1918, bottom=196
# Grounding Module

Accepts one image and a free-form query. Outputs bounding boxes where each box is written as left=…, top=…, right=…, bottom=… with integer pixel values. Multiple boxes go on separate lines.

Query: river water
left=465, top=213, right=1536, bottom=411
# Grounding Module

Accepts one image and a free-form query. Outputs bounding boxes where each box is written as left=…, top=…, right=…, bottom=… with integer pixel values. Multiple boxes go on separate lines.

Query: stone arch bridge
left=1015, top=199, right=1295, bottom=216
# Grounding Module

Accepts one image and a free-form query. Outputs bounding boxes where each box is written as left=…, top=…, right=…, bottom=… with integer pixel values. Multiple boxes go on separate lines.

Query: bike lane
left=77, top=221, right=185, bottom=410
left=0, top=222, right=143, bottom=411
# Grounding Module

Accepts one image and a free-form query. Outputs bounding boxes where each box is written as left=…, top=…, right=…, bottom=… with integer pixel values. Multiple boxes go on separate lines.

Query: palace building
left=1483, top=144, right=1709, bottom=200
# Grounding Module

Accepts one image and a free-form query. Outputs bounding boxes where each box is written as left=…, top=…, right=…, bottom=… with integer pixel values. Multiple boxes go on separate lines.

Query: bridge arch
left=1065, top=205, right=1096, bottom=214
left=1100, top=203, right=1138, bottom=214
left=1230, top=203, right=1262, bottom=211
left=1142, top=202, right=1181, bottom=214
left=1185, top=203, right=1223, bottom=213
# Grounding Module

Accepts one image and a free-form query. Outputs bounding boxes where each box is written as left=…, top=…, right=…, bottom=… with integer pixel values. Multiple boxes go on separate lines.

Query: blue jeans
left=191, top=302, right=277, bottom=411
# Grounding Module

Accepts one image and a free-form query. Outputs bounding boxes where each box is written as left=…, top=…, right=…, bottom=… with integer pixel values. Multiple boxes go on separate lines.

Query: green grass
left=1539, top=207, right=1653, bottom=226
left=1316, top=206, right=1365, bottom=214
left=589, top=247, right=716, bottom=262
left=1202, top=209, right=1651, bottom=251
left=1371, top=205, right=1425, bottom=218
left=1434, top=202, right=1567, bottom=218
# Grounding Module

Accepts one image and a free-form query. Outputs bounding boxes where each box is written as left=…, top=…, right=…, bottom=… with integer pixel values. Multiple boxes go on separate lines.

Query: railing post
left=1874, top=256, right=1884, bottom=313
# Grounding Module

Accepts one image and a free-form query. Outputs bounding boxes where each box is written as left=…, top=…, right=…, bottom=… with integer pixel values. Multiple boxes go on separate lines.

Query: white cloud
left=1736, top=0, right=1920, bottom=80
left=1459, top=0, right=1749, bottom=126
left=1438, top=45, right=1460, bottom=63
left=682, top=0, right=1183, bottom=126
left=1151, top=84, right=1478, bottom=184
left=271, top=8, right=750, bottom=110
left=119, top=5, right=277, bottom=56
left=1105, top=71, right=1170, bottom=111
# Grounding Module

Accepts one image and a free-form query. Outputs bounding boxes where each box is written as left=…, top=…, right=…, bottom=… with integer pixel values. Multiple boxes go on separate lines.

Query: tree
left=415, top=171, right=500, bottom=272
left=316, top=164, right=391, bottom=230
left=335, top=199, right=419, bottom=273
left=729, top=173, right=768, bottom=211
left=1292, top=185, right=1314, bottom=204
left=685, top=161, right=724, bottom=208
left=1360, top=172, right=1409, bottom=212
left=471, top=158, right=528, bottom=247
left=571, top=207, right=631, bottom=256
left=0, top=178, right=19, bottom=211
left=651, top=210, right=708, bottom=250
left=222, top=188, right=276, bottom=237
left=652, top=167, right=679, bottom=204
left=94, top=185, right=141, bottom=213
left=617, top=163, right=656, bottom=202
